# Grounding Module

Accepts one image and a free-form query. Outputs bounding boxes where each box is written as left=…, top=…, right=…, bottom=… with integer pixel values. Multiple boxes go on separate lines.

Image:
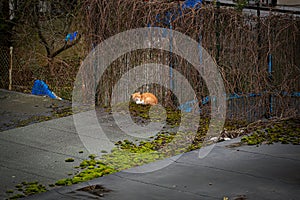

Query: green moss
left=95, top=130, right=203, bottom=171
left=7, top=181, right=47, bottom=199
left=241, top=118, right=300, bottom=146
left=65, top=158, right=75, bottom=162
left=52, top=107, right=73, bottom=118
left=88, top=154, right=97, bottom=160
left=15, top=116, right=52, bottom=128
left=10, top=105, right=73, bottom=130
left=224, top=119, right=248, bottom=131
left=8, top=194, right=25, bottom=199
left=21, top=182, right=28, bottom=185
left=55, top=163, right=117, bottom=186
left=55, top=178, right=72, bottom=186
left=23, top=183, right=47, bottom=196
left=79, top=160, right=89, bottom=168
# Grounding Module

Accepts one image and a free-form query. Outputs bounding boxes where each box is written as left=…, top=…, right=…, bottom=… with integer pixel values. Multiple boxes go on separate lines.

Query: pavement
left=0, top=89, right=71, bottom=132
left=0, top=89, right=300, bottom=200
left=0, top=89, right=86, bottom=199
left=27, top=141, right=300, bottom=200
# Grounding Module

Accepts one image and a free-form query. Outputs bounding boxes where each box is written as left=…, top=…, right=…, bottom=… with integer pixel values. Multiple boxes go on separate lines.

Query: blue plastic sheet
left=182, top=0, right=202, bottom=9
left=32, top=80, right=60, bottom=99
left=65, top=31, right=78, bottom=42
left=151, top=0, right=202, bottom=26
left=179, top=92, right=299, bottom=113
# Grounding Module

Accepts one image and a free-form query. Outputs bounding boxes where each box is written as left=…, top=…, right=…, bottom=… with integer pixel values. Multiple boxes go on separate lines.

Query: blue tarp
left=65, top=31, right=78, bottom=42
left=182, top=0, right=202, bottom=9
left=179, top=92, right=300, bottom=112
left=32, top=80, right=61, bottom=100
left=152, top=0, right=202, bottom=26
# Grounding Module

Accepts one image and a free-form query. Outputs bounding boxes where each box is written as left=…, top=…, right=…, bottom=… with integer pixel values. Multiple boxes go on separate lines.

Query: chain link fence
left=0, top=46, right=35, bottom=93
left=82, top=0, right=300, bottom=122
left=0, top=45, right=82, bottom=99
left=0, top=1, right=299, bottom=122
left=0, top=46, right=10, bottom=90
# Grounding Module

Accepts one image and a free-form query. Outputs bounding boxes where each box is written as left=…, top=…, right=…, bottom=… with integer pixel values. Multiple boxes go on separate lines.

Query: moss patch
left=65, top=158, right=75, bottom=162
left=4, top=105, right=73, bottom=130
left=7, top=181, right=46, bottom=199
left=54, top=127, right=207, bottom=188
left=241, top=118, right=300, bottom=146
left=14, top=116, right=52, bottom=128
left=55, top=161, right=116, bottom=186
left=112, top=102, right=182, bottom=127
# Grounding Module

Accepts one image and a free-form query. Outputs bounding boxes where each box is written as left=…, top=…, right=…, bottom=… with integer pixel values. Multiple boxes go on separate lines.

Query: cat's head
left=131, top=92, right=141, bottom=101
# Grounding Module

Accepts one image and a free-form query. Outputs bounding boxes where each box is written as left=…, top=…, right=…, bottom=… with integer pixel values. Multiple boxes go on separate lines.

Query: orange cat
left=131, top=92, right=158, bottom=106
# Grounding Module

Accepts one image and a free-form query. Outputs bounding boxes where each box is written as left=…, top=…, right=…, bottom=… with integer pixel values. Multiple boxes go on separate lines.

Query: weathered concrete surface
left=0, top=89, right=71, bottom=131
left=1, top=89, right=299, bottom=200
left=26, top=139, right=300, bottom=200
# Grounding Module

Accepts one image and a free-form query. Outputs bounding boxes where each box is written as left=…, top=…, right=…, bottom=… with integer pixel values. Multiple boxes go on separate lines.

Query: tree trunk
left=48, top=57, right=55, bottom=77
